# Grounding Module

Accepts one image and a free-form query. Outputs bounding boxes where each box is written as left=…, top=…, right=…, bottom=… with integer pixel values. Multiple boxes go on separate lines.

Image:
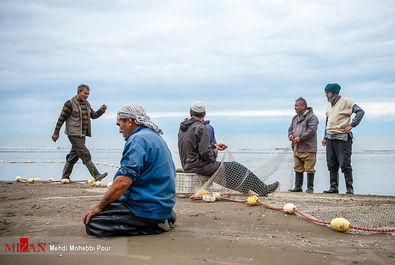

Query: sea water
left=0, top=134, right=394, bottom=195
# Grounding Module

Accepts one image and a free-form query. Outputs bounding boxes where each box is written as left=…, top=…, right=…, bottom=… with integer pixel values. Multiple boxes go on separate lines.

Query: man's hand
left=100, top=104, right=107, bottom=112
left=82, top=175, right=132, bottom=225
left=288, top=134, right=294, bottom=141
left=322, top=139, right=327, bottom=147
left=214, top=143, right=228, bottom=151
left=52, top=134, right=59, bottom=142
left=82, top=203, right=103, bottom=224
left=341, top=125, right=352, bottom=134
left=292, top=137, right=301, bottom=143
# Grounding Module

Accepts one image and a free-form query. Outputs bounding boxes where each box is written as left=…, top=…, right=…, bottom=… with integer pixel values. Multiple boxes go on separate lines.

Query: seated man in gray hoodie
left=178, top=101, right=280, bottom=197
left=288, top=97, right=319, bottom=193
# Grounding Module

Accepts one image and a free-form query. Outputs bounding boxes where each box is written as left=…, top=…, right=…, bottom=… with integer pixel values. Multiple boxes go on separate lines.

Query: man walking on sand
left=52, top=84, right=108, bottom=182
left=83, top=103, right=176, bottom=237
left=288, top=97, right=319, bottom=193
left=322, top=83, right=365, bottom=194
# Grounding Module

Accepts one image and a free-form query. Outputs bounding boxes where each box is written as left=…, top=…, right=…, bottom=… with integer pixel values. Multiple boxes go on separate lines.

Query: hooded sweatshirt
left=288, top=107, right=319, bottom=153
left=178, top=118, right=220, bottom=176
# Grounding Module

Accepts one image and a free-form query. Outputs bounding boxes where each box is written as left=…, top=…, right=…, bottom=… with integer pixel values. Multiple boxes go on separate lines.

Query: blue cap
left=324, top=83, right=341, bottom=94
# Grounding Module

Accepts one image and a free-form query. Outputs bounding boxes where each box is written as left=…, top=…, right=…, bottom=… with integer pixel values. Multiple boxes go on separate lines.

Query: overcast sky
left=0, top=0, right=394, bottom=135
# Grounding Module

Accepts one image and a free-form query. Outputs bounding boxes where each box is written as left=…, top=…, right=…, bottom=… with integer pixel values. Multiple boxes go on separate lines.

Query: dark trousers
left=67, top=136, right=92, bottom=164
left=85, top=202, right=167, bottom=237
left=326, top=137, right=353, bottom=174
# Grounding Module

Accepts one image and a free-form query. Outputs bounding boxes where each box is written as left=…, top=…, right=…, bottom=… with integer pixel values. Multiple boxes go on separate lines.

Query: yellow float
left=61, top=179, right=70, bottom=184
left=247, top=195, right=259, bottom=206
left=330, top=217, right=350, bottom=232
left=197, top=189, right=209, bottom=196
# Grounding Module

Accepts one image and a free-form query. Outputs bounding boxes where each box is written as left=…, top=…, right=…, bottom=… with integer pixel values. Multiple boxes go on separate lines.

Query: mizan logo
left=4, top=238, right=46, bottom=253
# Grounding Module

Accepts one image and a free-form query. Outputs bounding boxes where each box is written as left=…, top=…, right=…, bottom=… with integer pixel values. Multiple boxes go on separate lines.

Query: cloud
left=0, top=0, right=395, bottom=135
left=1, top=0, right=394, bottom=88
left=360, top=102, right=395, bottom=118
left=102, top=101, right=395, bottom=121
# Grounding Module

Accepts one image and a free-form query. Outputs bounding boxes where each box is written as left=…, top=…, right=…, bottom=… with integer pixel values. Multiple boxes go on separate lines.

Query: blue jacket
left=115, top=126, right=176, bottom=220
left=204, top=120, right=217, bottom=144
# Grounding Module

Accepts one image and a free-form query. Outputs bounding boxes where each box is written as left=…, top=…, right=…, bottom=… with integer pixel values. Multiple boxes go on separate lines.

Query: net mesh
left=192, top=147, right=291, bottom=198
left=190, top=148, right=395, bottom=232
left=259, top=192, right=395, bottom=233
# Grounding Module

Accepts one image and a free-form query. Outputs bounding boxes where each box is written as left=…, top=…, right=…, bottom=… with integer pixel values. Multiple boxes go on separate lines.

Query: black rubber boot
left=221, top=162, right=275, bottom=196
left=344, top=171, right=354, bottom=194
left=242, top=172, right=269, bottom=197
left=61, top=162, right=74, bottom=180
left=235, top=173, right=279, bottom=197
left=245, top=177, right=279, bottom=197
left=289, top=172, right=303, bottom=192
left=267, top=181, right=280, bottom=194
left=324, top=171, right=339, bottom=193
left=85, top=161, right=108, bottom=181
left=306, top=173, right=314, bottom=193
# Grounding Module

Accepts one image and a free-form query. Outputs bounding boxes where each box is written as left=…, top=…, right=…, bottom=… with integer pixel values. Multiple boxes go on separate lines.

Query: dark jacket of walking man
left=322, top=83, right=365, bottom=194
left=288, top=97, right=319, bottom=193
left=52, top=84, right=108, bottom=181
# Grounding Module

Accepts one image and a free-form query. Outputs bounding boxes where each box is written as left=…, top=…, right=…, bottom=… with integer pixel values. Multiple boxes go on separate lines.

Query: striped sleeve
left=90, top=107, right=104, bottom=119
left=53, top=100, right=72, bottom=135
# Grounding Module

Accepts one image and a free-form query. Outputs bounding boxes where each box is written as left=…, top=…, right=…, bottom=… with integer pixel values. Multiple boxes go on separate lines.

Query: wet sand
left=0, top=181, right=394, bottom=265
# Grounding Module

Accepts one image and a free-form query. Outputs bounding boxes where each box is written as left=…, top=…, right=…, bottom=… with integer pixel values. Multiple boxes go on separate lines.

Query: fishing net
left=260, top=192, right=395, bottom=233
left=192, top=147, right=292, bottom=198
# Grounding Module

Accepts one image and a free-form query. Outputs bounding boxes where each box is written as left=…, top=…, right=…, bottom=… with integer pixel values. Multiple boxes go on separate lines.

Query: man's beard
left=327, top=94, right=336, bottom=102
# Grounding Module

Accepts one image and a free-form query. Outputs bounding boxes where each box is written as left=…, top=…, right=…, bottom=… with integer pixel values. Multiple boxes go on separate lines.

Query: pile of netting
left=191, top=147, right=291, bottom=199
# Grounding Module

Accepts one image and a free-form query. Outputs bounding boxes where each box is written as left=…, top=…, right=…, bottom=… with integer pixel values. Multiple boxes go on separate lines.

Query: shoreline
left=0, top=181, right=394, bottom=264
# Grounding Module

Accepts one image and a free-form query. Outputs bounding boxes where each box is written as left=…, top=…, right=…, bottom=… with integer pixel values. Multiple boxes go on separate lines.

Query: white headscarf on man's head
left=117, top=103, right=163, bottom=135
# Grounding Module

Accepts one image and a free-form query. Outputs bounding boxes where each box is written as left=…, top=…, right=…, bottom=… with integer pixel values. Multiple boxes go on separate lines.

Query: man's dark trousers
left=67, top=136, right=91, bottom=164
left=326, top=137, right=353, bottom=193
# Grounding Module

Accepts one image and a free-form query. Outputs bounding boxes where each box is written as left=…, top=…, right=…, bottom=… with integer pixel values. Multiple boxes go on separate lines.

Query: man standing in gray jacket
left=288, top=97, right=319, bottom=193
left=52, top=84, right=108, bottom=182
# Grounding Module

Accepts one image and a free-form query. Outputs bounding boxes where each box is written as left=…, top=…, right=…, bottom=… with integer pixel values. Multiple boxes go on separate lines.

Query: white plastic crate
left=175, top=173, right=209, bottom=193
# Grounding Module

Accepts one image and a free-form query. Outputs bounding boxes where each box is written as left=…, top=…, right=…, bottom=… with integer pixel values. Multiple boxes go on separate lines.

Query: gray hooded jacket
left=178, top=118, right=220, bottom=176
left=288, top=107, right=319, bottom=153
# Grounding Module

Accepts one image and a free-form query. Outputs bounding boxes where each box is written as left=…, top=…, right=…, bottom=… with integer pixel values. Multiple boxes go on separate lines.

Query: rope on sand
left=15, top=177, right=113, bottom=188
left=12, top=176, right=395, bottom=233
left=189, top=194, right=395, bottom=233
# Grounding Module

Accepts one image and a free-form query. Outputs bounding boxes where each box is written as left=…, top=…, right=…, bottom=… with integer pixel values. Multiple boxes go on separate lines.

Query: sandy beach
left=0, top=180, right=394, bottom=265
